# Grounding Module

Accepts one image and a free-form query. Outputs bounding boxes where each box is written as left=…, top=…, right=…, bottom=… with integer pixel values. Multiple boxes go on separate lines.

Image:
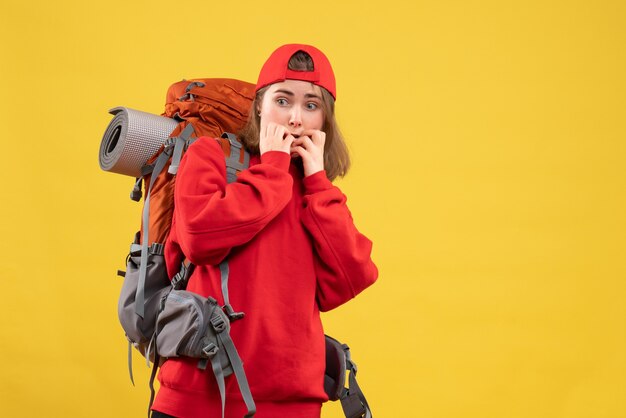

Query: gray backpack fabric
left=117, top=232, right=170, bottom=361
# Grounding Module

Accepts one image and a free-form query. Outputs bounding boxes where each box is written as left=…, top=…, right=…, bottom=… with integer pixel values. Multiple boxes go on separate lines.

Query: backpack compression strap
left=135, top=124, right=194, bottom=318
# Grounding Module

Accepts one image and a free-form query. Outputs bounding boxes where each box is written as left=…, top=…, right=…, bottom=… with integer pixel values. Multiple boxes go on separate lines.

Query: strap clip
left=223, top=304, right=245, bottom=322
left=202, top=342, right=219, bottom=357
left=130, top=177, right=143, bottom=201
left=211, top=314, right=227, bottom=332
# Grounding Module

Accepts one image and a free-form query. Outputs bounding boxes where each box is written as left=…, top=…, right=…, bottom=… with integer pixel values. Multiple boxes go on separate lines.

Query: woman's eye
left=306, top=102, right=318, bottom=110
left=276, top=98, right=288, bottom=106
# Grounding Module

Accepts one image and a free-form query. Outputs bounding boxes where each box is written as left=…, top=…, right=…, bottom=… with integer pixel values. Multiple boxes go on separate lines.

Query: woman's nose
left=289, top=107, right=302, bottom=127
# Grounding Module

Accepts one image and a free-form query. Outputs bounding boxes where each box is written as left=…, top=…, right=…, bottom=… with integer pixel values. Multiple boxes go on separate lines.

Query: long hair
left=238, top=51, right=350, bottom=181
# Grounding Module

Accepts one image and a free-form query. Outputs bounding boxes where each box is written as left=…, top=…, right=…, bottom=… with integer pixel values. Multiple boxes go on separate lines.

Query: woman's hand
left=290, top=129, right=326, bottom=177
left=259, top=121, right=294, bottom=155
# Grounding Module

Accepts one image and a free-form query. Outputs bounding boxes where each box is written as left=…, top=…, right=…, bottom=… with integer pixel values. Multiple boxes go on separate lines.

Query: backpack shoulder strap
left=214, top=133, right=250, bottom=321
left=168, top=123, right=195, bottom=175
left=220, top=132, right=250, bottom=184
left=211, top=134, right=254, bottom=417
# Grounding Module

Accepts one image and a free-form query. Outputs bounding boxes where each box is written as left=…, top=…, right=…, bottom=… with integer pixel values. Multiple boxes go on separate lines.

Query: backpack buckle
left=210, top=314, right=227, bottom=332
left=149, top=242, right=164, bottom=256
left=202, top=342, right=219, bottom=357
left=170, top=272, right=185, bottom=289
left=223, top=304, right=245, bottom=322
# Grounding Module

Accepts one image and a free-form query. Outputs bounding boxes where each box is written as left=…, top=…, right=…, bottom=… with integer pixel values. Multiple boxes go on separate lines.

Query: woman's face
left=258, top=79, right=324, bottom=137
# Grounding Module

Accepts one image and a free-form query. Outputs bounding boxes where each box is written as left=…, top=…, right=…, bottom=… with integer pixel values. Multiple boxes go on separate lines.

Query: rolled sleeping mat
left=99, top=107, right=179, bottom=177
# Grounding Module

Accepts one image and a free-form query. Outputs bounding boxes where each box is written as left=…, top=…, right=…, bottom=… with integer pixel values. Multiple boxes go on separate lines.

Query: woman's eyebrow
left=274, top=89, right=294, bottom=96
left=274, top=89, right=321, bottom=100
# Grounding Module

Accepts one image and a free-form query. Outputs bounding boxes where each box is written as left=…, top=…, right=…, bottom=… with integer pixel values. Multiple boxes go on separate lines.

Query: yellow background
left=1, top=0, right=624, bottom=417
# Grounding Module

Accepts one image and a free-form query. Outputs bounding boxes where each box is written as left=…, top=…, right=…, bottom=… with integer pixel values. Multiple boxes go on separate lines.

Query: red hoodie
left=152, top=137, right=378, bottom=418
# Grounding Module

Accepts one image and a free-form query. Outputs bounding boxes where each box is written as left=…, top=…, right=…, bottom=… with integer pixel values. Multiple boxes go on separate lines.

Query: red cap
left=255, top=44, right=336, bottom=100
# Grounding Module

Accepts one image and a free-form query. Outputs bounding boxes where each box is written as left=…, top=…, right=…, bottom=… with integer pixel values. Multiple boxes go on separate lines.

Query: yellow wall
left=1, top=0, right=624, bottom=417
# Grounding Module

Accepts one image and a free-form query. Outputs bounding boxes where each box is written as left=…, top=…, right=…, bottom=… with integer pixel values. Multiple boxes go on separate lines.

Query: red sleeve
left=300, top=171, right=378, bottom=312
left=174, top=137, right=293, bottom=265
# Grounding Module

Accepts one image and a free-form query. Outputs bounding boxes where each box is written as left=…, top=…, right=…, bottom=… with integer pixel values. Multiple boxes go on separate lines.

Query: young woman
left=151, top=44, right=378, bottom=418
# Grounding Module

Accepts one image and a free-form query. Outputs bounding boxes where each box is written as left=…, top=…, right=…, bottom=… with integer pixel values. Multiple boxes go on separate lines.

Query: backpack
left=100, top=78, right=373, bottom=418
left=103, top=78, right=257, bottom=418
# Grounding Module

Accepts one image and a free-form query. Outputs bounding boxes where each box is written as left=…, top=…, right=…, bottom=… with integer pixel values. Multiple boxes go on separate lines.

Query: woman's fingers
left=260, top=125, right=326, bottom=159
left=260, top=123, right=293, bottom=155
left=303, top=130, right=326, bottom=147
left=291, top=135, right=314, bottom=151
left=283, top=133, right=295, bottom=150
left=291, top=130, right=325, bottom=177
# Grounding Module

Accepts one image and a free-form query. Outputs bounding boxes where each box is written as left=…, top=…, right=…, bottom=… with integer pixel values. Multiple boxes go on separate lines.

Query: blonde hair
left=238, top=51, right=350, bottom=181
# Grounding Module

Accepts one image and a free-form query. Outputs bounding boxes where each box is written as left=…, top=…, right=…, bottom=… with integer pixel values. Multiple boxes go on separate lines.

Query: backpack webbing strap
left=136, top=147, right=172, bottom=318
left=341, top=349, right=372, bottom=418
left=168, top=124, right=194, bottom=175
left=210, top=136, right=254, bottom=416
left=221, top=132, right=250, bottom=184
left=217, top=331, right=256, bottom=417
left=135, top=124, right=195, bottom=318
left=208, top=352, right=227, bottom=418
left=219, top=261, right=230, bottom=306
left=170, top=259, right=193, bottom=290
left=218, top=134, right=249, bottom=321
left=219, top=261, right=244, bottom=321
left=223, top=133, right=253, bottom=414
left=198, top=308, right=255, bottom=418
